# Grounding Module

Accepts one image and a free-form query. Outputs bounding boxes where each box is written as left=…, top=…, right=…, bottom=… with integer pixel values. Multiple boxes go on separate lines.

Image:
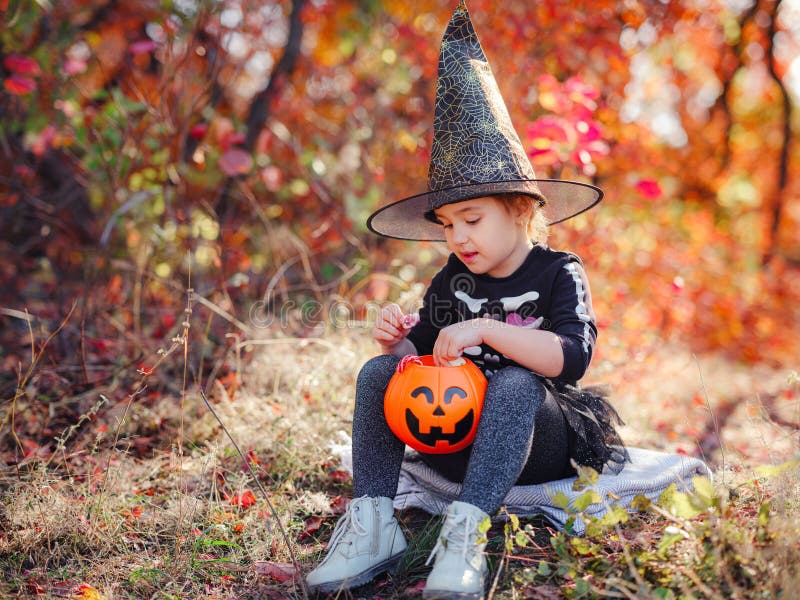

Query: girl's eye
left=466, top=219, right=480, bottom=225
left=442, top=223, right=453, bottom=230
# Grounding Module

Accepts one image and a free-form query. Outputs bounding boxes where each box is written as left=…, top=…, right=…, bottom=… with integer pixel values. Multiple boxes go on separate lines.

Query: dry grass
left=0, top=321, right=798, bottom=598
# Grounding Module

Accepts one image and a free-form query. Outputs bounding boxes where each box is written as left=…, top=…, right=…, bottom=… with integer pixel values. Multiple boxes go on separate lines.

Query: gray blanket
left=393, top=447, right=712, bottom=535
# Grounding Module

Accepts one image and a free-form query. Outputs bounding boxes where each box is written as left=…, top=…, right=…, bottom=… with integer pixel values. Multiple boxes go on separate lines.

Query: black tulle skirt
left=545, top=380, right=629, bottom=475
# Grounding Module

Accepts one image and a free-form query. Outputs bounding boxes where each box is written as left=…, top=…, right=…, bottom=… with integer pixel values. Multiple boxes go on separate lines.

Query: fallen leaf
left=329, top=470, right=350, bottom=483
left=298, top=515, right=323, bottom=540
left=73, top=583, right=104, bottom=599
left=254, top=561, right=297, bottom=583
left=404, top=581, right=426, bottom=596
left=330, top=495, right=349, bottom=514
left=229, top=490, right=256, bottom=508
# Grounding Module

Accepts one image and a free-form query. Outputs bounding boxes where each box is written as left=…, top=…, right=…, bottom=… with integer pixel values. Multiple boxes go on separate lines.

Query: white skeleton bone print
left=454, top=289, right=544, bottom=377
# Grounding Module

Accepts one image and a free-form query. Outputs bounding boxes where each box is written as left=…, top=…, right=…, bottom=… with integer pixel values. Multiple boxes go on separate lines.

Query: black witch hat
left=367, top=1, right=602, bottom=241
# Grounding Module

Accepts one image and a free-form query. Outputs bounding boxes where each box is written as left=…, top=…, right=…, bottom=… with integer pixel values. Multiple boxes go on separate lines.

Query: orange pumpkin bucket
left=384, top=355, right=487, bottom=454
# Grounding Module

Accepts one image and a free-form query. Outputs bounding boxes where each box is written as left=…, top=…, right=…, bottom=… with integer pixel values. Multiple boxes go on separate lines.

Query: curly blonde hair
left=501, top=194, right=549, bottom=243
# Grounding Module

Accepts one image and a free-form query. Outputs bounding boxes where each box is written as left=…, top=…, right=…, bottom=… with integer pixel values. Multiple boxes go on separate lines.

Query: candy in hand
left=402, top=313, right=420, bottom=329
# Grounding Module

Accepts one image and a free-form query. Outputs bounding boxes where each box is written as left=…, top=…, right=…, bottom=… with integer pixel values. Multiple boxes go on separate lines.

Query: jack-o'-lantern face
left=384, top=355, right=487, bottom=454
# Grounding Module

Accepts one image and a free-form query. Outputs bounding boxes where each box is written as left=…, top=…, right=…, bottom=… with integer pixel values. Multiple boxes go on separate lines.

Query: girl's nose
left=451, top=224, right=468, bottom=245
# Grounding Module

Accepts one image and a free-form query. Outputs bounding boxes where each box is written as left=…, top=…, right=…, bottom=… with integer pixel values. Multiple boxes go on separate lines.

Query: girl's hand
left=432, top=319, right=486, bottom=366
left=372, top=303, right=419, bottom=349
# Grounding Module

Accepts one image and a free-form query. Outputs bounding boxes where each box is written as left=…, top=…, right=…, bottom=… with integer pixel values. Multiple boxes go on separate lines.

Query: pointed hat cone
left=368, top=1, right=602, bottom=241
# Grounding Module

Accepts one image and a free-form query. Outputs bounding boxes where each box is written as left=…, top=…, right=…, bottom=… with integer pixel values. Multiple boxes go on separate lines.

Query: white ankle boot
left=305, top=496, right=408, bottom=593
left=423, top=501, right=490, bottom=600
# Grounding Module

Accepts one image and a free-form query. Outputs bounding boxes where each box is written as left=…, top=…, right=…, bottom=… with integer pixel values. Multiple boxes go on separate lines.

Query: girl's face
left=433, top=196, right=532, bottom=278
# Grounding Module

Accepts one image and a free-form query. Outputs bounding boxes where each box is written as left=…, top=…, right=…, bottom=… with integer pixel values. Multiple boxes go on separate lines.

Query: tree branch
left=763, top=0, right=792, bottom=265
left=244, top=0, right=308, bottom=151
left=214, top=0, right=307, bottom=217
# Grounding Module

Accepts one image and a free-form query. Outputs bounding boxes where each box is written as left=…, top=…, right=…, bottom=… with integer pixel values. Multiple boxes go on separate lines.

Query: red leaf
left=329, top=470, right=351, bottom=483
left=330, top=495, right=349, bottom=514
left=26, top=578, right=45, bottom=595
left=242, top=448, right=261, bottom=472
left=189, top=123, right=208, bottom=140
left=137, top=363, right=153, bottom=376
left=634, top=179, right=663, bottom=199
left=229, top=490, right=256, bottom=508
left=4, top=75, right=36, bottom=95
left=404, top=581, right=427, bottom=596
left=254, top=561, right=297, bottom=583
left=298, top=515, right=323, bottom=540
left=219, top=148, right=253, bottom=176
left=3, top=54, right=41, bottom=75
left=527, top=116, right=571, bottom=144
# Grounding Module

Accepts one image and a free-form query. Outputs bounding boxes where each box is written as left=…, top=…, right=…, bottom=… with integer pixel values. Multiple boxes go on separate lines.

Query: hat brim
left=366, top=179, right=603, bottom=241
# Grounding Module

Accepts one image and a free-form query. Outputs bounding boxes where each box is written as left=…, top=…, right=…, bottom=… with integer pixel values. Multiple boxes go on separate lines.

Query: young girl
left=306, top=2, right=625, bottom=597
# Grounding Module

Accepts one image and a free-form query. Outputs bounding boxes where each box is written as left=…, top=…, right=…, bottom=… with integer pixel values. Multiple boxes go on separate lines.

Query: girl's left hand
left=432, top=319, right=486, bottom=366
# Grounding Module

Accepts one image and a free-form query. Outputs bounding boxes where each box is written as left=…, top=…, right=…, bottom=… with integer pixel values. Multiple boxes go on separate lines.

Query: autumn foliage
left=2, top=0, right=800, bottom=472
left=2, top=0, right=798, bottom=370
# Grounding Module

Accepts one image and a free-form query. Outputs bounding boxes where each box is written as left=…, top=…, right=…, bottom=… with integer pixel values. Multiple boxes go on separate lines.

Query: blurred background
left=2, top=2, right=800, bottom=596
left=1, top=0, right=799, bottom=449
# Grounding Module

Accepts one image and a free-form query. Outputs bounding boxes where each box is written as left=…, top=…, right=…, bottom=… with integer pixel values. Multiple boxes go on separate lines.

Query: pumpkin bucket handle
left=397, top=354, right=423, bottom=373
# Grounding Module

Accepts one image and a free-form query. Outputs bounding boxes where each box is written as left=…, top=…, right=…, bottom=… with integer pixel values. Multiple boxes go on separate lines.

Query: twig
left=175, top=282, right=194, bottom=556
left=2, top=302, right=77, bottom=463
left=193, top=294, right=251, bottom=334
left=199, top=389, right=309, bottom=599
left=487, top=546, right=507, bottom=599
left=693, top=354, right=725, bottom=483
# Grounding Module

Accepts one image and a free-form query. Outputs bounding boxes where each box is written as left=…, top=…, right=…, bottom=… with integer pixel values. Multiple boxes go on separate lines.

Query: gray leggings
left=351, top=354, right=572, bottom=516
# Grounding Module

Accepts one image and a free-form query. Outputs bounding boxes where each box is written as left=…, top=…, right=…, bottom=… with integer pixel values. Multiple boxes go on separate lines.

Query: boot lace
left=324, top=496, right=369, bottom=555
left=425, top=511, right=479, bottom=566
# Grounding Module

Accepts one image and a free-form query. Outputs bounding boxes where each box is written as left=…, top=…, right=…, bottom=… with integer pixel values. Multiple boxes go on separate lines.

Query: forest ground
left=1, top=319, right=798, bottom=599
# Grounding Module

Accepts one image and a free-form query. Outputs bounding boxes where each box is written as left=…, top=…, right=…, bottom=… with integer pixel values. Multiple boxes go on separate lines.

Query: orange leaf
left=229, top=490, right=256, bottom=508
left=73, top=583, right=104, bottom=600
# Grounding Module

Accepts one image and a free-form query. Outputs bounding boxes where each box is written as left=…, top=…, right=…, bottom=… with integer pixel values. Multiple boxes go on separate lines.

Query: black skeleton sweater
left=405, top=244, right=597, bottom=383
